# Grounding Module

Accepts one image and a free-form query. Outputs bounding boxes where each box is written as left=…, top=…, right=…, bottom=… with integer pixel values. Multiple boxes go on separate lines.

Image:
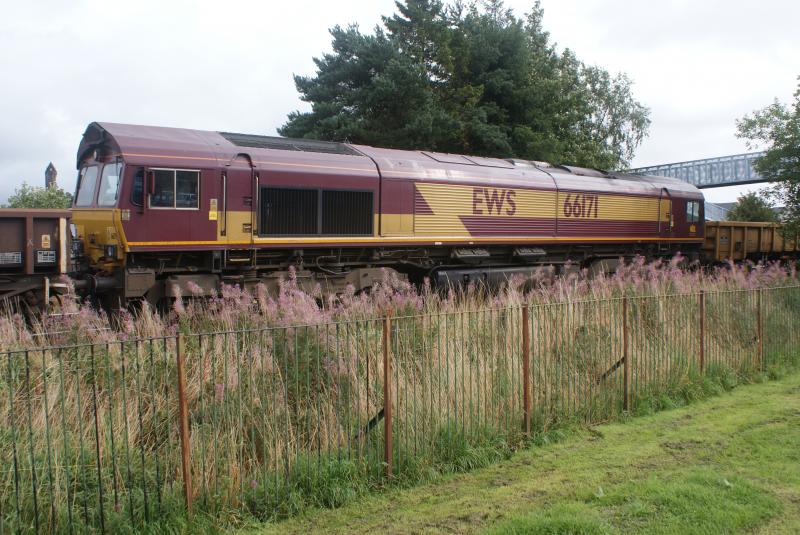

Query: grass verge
left=249, top=369, right=800, bottom=535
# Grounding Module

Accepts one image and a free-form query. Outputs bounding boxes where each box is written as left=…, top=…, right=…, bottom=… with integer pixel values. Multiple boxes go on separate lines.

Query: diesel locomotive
left=3, top=121, right=711, bottom=308
left=70, top=122, right=707, bottom=306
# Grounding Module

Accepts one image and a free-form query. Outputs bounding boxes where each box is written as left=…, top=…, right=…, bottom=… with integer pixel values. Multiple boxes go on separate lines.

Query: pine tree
left=281, top=0, right=651, bottom=169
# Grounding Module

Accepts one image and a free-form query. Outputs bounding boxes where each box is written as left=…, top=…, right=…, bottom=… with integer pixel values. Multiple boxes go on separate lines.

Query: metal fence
left=3, top=286, right=800, bottom=534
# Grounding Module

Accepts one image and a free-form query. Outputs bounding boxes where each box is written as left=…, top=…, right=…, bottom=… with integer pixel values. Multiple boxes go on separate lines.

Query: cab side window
left=151, top=170, right=175, bottom=207
left=176, top=171, right=199, bottom=208
left=686, top=200, right=702, bottom=223
left=150, top=169, right=200, bottom=209
left=130, top=168, right=144, bottom=206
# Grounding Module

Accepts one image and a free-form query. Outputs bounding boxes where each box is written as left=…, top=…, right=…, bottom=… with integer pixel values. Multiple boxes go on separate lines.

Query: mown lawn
left=249, top=372, right=800, bottom=534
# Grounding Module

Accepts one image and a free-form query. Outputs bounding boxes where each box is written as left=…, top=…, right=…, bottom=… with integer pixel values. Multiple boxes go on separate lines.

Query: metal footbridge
left=629, top=152, right=770, bottom=221
left=630, top=152, right=766, bottom=189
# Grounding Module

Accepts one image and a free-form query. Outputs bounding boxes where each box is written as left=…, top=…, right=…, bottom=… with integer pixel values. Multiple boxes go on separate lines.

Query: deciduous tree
left=4, top=182, right=73, bottom=209
left=737, top=76, right=800, bottom=236
left=726, top=192, right=778, bottom=222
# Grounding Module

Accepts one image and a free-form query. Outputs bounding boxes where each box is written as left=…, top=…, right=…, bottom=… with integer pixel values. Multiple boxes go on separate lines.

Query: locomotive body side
left=359, top=145, right=704, bottom=246
left=70, top=122, right=705, bottom=306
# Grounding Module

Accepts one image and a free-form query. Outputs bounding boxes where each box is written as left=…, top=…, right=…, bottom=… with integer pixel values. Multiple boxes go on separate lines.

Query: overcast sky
left=1, top=0, right=797, bottom=204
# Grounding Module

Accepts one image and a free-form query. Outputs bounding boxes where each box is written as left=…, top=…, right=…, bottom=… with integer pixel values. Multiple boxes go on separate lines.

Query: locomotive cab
left=685, top=199, right=704, bottom=237
left=72, top=155, right=126, bottom=272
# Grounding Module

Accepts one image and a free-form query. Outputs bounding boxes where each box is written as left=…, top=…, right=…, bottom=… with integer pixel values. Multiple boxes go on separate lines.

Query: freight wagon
left=703, top=221, right=799, bottom=263
left=0, top=209, right=72, bottom=307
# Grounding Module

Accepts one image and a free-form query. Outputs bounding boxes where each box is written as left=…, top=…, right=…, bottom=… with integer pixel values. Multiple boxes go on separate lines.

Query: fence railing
left=2, top=286, right=800, bottom=533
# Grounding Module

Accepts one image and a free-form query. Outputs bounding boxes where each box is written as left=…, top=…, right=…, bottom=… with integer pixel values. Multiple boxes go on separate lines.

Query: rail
left=2, top=286, right=800, bottom=533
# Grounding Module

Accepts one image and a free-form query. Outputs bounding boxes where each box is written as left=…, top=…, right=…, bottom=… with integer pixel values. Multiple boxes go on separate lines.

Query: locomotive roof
left=78, top=122, right=701, bottom=198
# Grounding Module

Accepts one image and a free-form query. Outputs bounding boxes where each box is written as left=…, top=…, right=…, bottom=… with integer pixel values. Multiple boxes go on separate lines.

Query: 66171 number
left=563, top=193, right=599, bottom=218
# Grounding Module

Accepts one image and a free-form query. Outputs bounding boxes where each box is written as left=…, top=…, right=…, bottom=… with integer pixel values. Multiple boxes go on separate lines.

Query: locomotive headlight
left=104, top=244, right=117, bottom=259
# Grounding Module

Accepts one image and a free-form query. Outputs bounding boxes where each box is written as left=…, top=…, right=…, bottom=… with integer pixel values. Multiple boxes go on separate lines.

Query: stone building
left=45, top=162, right=57, bottom=189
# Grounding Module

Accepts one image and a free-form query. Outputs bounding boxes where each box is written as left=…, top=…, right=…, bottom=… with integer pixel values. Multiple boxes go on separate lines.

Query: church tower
left=45, top=162, right=57, bottom=189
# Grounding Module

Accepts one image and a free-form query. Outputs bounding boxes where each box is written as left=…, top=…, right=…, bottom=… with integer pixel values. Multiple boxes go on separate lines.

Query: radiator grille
left=260, top=188, right=373, bottom=236
left=322, top=190, right=373, bottom=235
left=260, top=188, right=318, bottom=236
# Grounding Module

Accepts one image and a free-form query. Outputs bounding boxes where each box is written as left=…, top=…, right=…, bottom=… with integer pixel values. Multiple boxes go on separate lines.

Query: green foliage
left=426, top=424, right=513, bottom=473
left=281, top=0, right=650, bottom=169
left=631, top=363, right=741, bottom=417
left=482, top=471, right=780, bottom=535
left=239, top=424, right=512, bottom=522
left=485, top=503, right=611, bottom=535
left=591, top=471, right=780, bottom=535
left=737, top=75, right=800, bottom=237
left=242, top=456, right=374, bottom=520
left=4, top=181, right=73, bottom=209
left=726, top=191, right=779, bottom=222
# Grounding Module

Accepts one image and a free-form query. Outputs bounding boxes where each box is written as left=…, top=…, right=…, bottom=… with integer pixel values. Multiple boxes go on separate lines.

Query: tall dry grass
left=1, top=258, right=800, bottom=533
left=1, top=256, right=795, bottom=351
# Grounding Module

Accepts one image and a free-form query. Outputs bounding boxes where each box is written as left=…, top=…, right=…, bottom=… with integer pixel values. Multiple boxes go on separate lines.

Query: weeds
left=0, top=259, right=799, bottom=533
left=0, top=259, right=796, bottom=351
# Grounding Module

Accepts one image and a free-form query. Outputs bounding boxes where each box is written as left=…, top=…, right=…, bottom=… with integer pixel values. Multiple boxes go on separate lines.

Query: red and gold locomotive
left=63, top=121, right=705, bottom=306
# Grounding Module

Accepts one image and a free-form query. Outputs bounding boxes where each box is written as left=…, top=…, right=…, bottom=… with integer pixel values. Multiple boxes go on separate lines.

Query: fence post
left=622, top=296, right=630, bottom=412
left=699, top=290, right=705, bottom=374
left=522, top=305, right=531, bottom=436
left=757, top=288, right=764, bottom=371
left=382, top=315, right=393, bottom=479
left=176, top=334, right=193, bottom=514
